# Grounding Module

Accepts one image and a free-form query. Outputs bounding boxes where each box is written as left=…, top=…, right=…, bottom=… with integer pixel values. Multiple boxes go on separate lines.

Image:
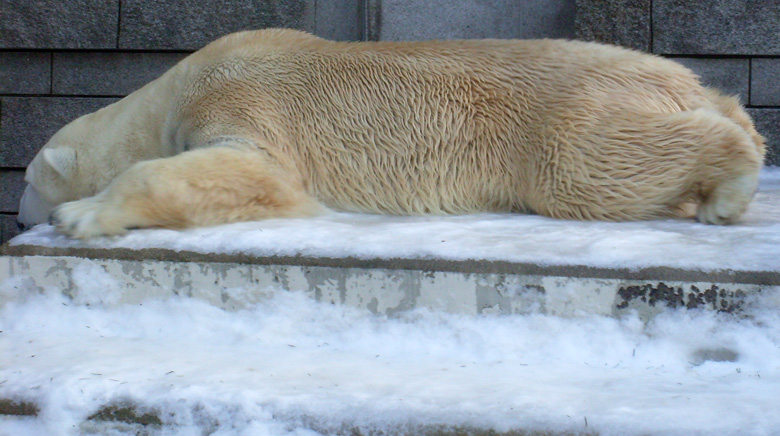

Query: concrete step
left=1, top=239, right=776, bottom=321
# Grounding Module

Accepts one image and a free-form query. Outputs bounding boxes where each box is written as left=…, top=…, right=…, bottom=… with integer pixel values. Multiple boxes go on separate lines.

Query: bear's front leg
left=51, top=146, right=324, bottom=239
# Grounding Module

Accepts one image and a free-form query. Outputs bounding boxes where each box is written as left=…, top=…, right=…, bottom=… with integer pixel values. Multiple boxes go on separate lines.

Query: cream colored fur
left=18, top=29, right=765, bottom=238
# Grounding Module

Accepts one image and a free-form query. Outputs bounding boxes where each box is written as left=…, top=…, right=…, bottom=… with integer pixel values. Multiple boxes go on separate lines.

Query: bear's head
left=17, top=111, right=123, bottom=231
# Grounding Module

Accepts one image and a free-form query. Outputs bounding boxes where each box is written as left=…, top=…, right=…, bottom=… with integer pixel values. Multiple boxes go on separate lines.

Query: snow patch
left=1, top=289, right=779, bottom=436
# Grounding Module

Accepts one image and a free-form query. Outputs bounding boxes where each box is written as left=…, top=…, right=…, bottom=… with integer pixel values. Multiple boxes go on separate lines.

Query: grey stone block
left=0, top=170, right=25, bottom=213
left=53, top=52, right=189, bottom=96
left=750, top=59, right=780, bottom=107
left=0, top=52, right=51, bottom=94
left=0, top=214, right=22, bottom=246
left=747, top=108, right=780, bottom=166
left=671, top=57, right=749, bottom=103
left=0, top=0, right=119, bottom=49
left=315, top=0, right=362, bottom=41
left=0, top=97, right=119, bottom=167
left=376, top=0, right=575, bottom=41
left=575, top=0, right=650, bottom=52
left=119, top=0, right=316, bottom=50
left=653, top=0, right=780, bottom=55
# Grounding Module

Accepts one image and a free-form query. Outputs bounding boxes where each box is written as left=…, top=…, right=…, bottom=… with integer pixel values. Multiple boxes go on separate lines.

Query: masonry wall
left=1, top=0, right=777, bottom=245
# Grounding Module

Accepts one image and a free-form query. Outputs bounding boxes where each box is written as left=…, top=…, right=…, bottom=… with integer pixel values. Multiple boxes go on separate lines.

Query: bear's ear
left=42, top=147, right=77, bottom=179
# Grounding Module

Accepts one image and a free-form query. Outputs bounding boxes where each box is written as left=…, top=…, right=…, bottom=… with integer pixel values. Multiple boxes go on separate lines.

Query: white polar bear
left=17, top=29, right=765, bottom=239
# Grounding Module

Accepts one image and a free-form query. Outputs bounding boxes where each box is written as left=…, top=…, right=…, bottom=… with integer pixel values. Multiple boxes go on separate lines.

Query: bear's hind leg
left=684, top=109, right=764, bottom=224
left=52, top=146, right=323, bottom=238
left=694, top=91, right=766, bottom=224
left=532, top=108, right=763, bottom=224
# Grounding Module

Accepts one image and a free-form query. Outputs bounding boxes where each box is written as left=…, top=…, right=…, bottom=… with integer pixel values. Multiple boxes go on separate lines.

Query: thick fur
left=17, top=29, right=765, bottom=238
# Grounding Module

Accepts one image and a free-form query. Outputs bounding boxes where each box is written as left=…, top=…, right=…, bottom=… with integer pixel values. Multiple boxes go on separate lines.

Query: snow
left=3, top=169, right=780, bottom=435
left=1, top=285, right=779, bottom=436
left=11, top=168, right=780, bottom=272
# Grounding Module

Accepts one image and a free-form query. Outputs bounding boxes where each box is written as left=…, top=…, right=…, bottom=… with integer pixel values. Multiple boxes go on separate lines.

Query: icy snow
left=1, top=287, right=779, bottom=436
left=11, top=168, right=780, bottom=272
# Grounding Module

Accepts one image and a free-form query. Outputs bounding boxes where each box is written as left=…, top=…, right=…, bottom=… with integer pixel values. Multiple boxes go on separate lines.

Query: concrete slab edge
left=2, top=242, right=779, bottom=286
left=0, top=253, right=772, bottom=321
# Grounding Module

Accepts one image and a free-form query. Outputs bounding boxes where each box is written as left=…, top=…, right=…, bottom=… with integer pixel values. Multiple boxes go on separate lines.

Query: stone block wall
left=1, top=0, right=778, bottom=244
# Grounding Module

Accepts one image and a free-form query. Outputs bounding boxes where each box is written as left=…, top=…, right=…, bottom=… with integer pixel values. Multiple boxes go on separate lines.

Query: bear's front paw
left=51, top=196, right=128, bottom=239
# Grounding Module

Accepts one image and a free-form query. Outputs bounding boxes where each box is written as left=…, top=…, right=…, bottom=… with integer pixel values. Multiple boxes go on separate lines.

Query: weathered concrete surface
left=2, top=243, right=774, bottom=322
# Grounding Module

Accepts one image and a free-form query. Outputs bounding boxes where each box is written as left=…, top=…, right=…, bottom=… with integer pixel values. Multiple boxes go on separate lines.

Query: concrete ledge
left=1, top=243, right=772, bottom=322
left=3, top=242, right=779, bottom=285
left=671, top=57, right=750, bottom=105
left=118, top=0, right=317, bottom=50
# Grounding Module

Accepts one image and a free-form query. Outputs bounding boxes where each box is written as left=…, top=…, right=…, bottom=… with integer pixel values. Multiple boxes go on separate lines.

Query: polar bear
left=17, top=29, right=765, bottom=239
